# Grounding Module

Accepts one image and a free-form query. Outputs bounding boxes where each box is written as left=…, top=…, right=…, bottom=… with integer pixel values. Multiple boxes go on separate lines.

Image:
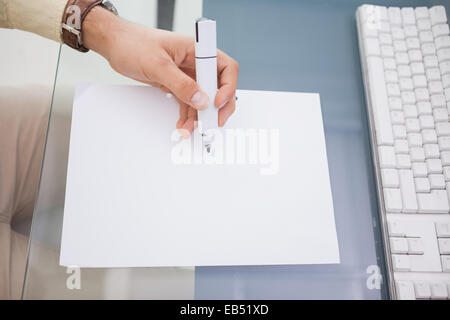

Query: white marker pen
left=195, top=18, right=218, bottom=152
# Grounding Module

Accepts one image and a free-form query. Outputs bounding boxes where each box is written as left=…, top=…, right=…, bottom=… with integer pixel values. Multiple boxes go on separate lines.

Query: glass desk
left=23, top=0, right=450, bottom=299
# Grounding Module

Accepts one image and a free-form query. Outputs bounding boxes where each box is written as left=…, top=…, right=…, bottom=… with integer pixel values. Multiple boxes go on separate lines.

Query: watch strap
left=61, top=0, right=103, bottom=52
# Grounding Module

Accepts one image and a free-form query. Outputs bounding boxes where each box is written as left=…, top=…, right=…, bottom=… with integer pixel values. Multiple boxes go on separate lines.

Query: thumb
left=157, top=62, right=209, bottom=110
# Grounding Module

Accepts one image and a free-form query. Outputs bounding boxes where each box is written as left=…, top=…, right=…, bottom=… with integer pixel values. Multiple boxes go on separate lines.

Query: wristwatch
left=61, top=0, right=119, bottom=52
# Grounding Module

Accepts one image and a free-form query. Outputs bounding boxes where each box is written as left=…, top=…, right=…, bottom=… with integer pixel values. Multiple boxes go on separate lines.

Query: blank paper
left=60, top=84, right=340, bottom=267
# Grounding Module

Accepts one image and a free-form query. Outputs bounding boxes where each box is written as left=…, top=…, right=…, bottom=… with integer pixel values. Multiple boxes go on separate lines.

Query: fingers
left=215, top=50, right=239, bottom=110
left=218, top=95, right=236, bottom=127
left=182, top=107, right=197, bottom=134
left=155, top=60, right=209, bottom=110
left=175, top=96, right=197, bottom=138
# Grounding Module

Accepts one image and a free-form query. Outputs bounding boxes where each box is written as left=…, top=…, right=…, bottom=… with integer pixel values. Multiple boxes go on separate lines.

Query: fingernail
left=191, top=91, right=209, bottom=110
left=217, top=97, right=232, bottom=109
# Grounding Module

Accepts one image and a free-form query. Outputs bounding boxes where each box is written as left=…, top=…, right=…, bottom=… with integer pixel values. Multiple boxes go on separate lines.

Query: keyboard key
left=437, top=48, right=450, bottom=62
left=422, top=129, right=437, bottom=144
left=392, top=27, right=405, bottom=40
left=431, top=94, right=446, bottom=108
left=381, top=45, right=394, bottom=57
left=388, top=7, right=402, bottom=25
left=417, top=101, right=432, bottom=115
left=430, top=282, right=448, bottom=299
left=429, top=81, right=444, bottom=94
left=412, top=162, right=427, bottom=177
left=410, top=147, right=425, bottom=162
left=415, top=7, right=429, bottom=19
left=367, top=57, right=394, bottom=145
left=379, top=33, right=393, bottom=45
left=417, top=190, right=449, bottom=213
left=387, top=83, right=401, bottom=96
left=398, top=65, right=411, bottom=77
left=408, top=238, right=424, bottom=254
left=379, top=146, right=396, bottom=168
left=391, top=111, right=405, bottom=124
left=393, top=125, right=407, bottom=139
left=399, top=169, right=418, bottom=212
left=384, top=57, right=397, bottom=70
left=440, top=61, right=450, bottom=75
left=435, top=35, right=450, bottom=50
left=410, top=49, right=423, bottom=62
left=414, top=177, right=430, bottom=192
left=426, top=158, right=443, bottom=173
left=385, top=70, right=399, bottom=83
left=419, top=115, right=434, bottom=129
left=417, top=19, right=431, bottom=32
left=393, top=40, right=407, bottom=52
left=396, top=52, right=409, bottom=65
left=436, top=222, right=450, bottom=237
left=443, top=74, right=450, bottom=88
left=401, top=7, right=416, bottom=25
left=413, top=74, right=427, bottom=87
left=414, top=282, right=431, bottom=299
left=441, top=137, right=450, bottom=151
left=406, top=37, right=420, bottom=49
left=360, top=5, right=380, bottom=23
left=422, top=44, right=437, bottom=58
left=415, top=88, right=430, bottom=101
left=362, top=23, right=379, bottom=38
left=403, top=104, right=417, bottom=118
left=441, top=151, right=450, bottom=166
left=408, top=132, right=422, bottom=146
left=419, top=30, right=434, bottom=43
left=384, top=188, right=402, bottom=212
left=405, top=26, right=418, bottom=38
left=429, top=174, right=445, bottom=189
left=433, top=108, right=448, bottom=122
left=424, top=55, right=438, bottom=68
left=444, top=166, right=450, bottom=180
left=393, top=255, right=411, bottom=271
left=390, top=237, right=408, bottom=253
left=426, top=68, right=441, bottom=81
left=396, top=281, right=415, bottom=300
left=381, top=169, right=399, bottom=187
left=436, top=122, right=450, bottom=136
left=438, top=238, right=450, bottom=254
left=440, top=256, right=450, bottom=272
left=429, top=6, right=447, bottom=25
left=394, top=139, right=408, bottom=153
left=424, top=144, right=440, bottom=158
left=432, top=24, right=450, bottom=38
left=399, top=78, right=413, bottom=90
left=406, top=118, right=420, bottom=132
left=397, top=154, right=411, bottom=169
left=388, top=220, right=407, bottom=237
left=411, top=62, right=425, bottom=74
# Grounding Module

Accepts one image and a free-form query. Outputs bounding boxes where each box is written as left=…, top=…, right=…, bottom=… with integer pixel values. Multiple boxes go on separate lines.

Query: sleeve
left=0, top=0, right=68, bottom=42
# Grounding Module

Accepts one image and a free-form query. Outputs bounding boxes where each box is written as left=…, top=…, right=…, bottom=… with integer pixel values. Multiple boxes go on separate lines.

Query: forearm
left=82, top=5, right=121, bottom=59
left=0, top=0, right=67, bottom=42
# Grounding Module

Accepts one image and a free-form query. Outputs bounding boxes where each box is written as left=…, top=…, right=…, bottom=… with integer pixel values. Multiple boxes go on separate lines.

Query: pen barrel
left=195, top=56, right=218, bottom=131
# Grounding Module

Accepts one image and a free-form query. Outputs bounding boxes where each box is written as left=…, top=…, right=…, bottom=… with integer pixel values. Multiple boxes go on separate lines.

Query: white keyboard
left=356, top=5, right=450, bottom=299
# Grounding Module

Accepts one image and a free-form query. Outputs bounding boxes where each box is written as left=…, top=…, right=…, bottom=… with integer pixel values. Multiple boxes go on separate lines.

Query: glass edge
left=21, top=44, right=63, bottom=300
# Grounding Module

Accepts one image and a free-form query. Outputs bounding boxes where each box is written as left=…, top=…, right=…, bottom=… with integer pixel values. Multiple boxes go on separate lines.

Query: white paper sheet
left=60, top=84, right=340, bottom=267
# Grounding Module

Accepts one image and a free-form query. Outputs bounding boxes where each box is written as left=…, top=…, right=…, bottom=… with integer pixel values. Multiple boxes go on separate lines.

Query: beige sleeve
left=0, top=0, right=68, bottom=42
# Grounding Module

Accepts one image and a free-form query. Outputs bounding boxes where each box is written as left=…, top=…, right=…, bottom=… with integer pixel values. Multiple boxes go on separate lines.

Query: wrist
left=82, top=5, right=120, bottom=58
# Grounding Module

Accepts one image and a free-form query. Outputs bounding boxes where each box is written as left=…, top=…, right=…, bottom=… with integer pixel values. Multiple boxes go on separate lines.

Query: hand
left=83, top=7, right=239, bottom=137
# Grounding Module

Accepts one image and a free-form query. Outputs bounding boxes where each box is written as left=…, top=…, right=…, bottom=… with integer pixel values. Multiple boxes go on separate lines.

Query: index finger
left=215, top=50, right=239, bottom=109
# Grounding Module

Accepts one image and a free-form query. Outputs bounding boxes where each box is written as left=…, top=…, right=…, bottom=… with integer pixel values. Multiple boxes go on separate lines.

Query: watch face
left=102, top=1, right=119, bottom=16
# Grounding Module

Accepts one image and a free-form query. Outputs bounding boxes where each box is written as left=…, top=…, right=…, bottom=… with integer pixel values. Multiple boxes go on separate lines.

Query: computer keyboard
left=356, top=5, right=450, bottom=299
